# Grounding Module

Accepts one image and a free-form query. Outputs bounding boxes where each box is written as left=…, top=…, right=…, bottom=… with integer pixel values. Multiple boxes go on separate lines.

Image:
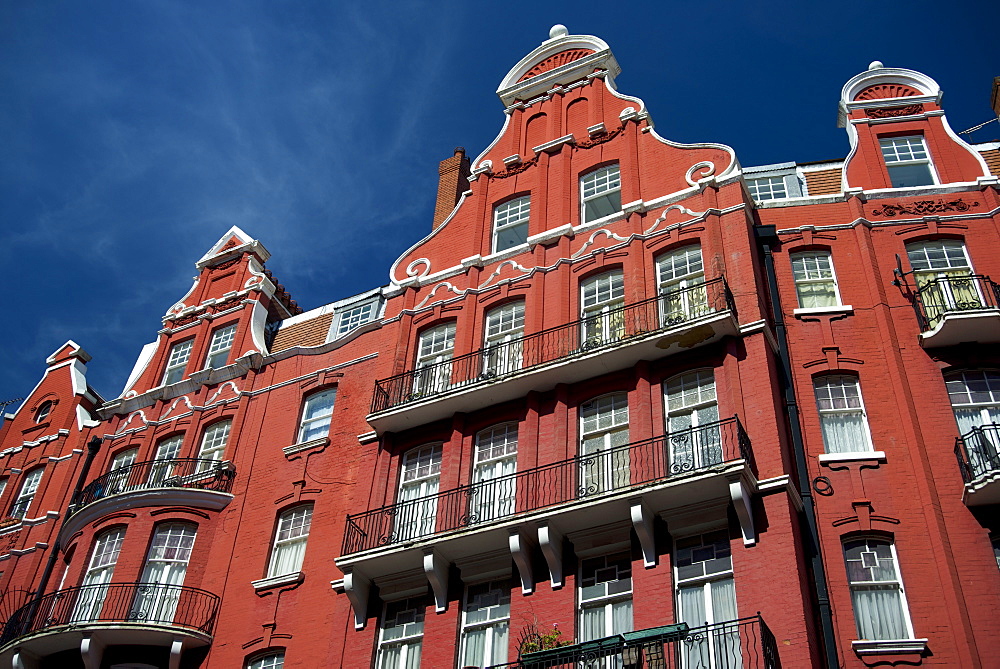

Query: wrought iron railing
left=486, top=615, right=780, bottom=669
left=955, top=424, right=1000, bottom=483
left=70, top=458, right=236, bottom=515
left=371, top=277, right=736, bottom=413
left=910, top=274, right=1000, bottom=331
left=0, top=583, right=220, bottom=645
left=342, top=417, right=750, bottom=555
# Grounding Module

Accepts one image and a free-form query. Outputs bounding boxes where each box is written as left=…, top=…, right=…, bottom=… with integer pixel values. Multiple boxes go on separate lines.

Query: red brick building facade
left=0, top=26, right=997, bottom=669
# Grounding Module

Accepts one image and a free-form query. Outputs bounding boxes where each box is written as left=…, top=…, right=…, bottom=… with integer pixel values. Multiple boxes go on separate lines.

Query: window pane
left=493, top=197, right=530, bottom=252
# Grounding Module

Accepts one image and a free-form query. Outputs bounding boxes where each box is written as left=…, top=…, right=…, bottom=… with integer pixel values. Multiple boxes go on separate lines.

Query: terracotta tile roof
left=270, top=312, right=334, bottom=353
left=981, top=148, right=1000, bottom=177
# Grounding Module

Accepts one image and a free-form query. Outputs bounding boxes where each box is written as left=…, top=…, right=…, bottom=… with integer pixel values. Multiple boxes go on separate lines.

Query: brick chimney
left=432, top=147, right=471, bottom=230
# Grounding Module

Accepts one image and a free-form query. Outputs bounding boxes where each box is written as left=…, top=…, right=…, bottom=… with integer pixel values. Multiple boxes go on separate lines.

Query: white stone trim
left=793, top=306, right=854, bottom=317
left=251, top=571, right=303, bottom=591
left=819, top=451, right=886, bottom=464
left=852, top=639, right=928, bottom=655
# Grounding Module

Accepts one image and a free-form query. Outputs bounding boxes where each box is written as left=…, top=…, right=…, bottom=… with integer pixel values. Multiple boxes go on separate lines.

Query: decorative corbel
left=423, top=548, right=449, bottom=613
left=343, top=568, right=371, bottom=630
left=168, top=638, right=184, bottom=669
left=630, top=498, right=656, bottom=567
left=728, top=478, right=757, bottom=546
left=509, top=528, right=534, bottom=595
left=537, top=521, right=563, bottom=589
left=80, top=634, right=106, bottom=669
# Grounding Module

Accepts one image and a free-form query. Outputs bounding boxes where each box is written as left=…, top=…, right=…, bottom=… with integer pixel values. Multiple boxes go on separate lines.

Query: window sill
left=852, top=638, right=927, bottom=656
left=282, top=437, right=330, bottom=459
left=793, top=305, right=853, bottom=316
left=252, top=571, right=304, bottom=592
left=819, top=451, right=885, bottom=464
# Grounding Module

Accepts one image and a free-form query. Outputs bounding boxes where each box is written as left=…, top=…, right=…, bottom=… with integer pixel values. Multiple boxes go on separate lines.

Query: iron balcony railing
left=910, top=274, right=1000, bottom=331
left=487, top=615, right=780, bottom=669
left=342, top=416, right=750, bottom=555
left=69, top=458, right=236, bottom=515
left=371, top=277, right=736, bottom=414
left=955, top=424, right=1000, bottom=483
left=0, top=582, right=220, bottom=645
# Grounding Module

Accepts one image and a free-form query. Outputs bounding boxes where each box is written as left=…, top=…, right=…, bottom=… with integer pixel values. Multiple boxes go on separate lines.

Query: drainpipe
left=754, top=225, right=839, bottom=669
left=32, top=436, right=103, bottom=602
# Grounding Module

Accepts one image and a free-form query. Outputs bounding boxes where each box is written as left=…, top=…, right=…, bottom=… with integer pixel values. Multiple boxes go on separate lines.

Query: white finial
left=868, top=60, right=884, bottom=70
left=549, top=24, right=568, bottom=40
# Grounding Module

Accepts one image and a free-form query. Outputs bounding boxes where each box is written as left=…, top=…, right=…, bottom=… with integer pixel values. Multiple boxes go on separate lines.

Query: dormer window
left=162, top=339, right=194, bottom=385
left=748, top=176, right=788, bottom=201
left=493, top=196, right=530, bottom=253
left=880, top=136, right=935, bottom=187
left=205, top=323, right=238, bottom=369
left=581, top=164, right=621, bottom=223
left=336, top=301, right=377, bottom=338
left=34, top=401, right=53, bottom=424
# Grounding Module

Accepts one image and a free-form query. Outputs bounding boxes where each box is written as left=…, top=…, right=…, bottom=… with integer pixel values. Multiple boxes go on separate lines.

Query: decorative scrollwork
left=490, top=157, right=539, bottom=179
left=870, top=199, right=979, bottom=217
left=669, top=460, right=695, bottom=475
left=864, top=104, right=923, bottom=118
left=576, top=126, right=624, bottom=149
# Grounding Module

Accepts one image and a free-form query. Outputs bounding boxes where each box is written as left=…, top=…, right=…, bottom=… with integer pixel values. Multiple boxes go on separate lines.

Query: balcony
left=0, top=583, right=219, bottom=665
left=910, top=275, right=1000, bottom=347
left=369, top=278, right=738, bottom=434
left=955, top=424, right=1000, bottom=505
left=60, top=458, right=236, bottom=541
left=338, top=419, right=758, bottom=614
left=487, top=615, right=780, bottom=669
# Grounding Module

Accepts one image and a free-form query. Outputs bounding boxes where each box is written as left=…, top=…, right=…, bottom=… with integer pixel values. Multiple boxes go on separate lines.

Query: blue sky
left=0, top=0, right=995, bottom=407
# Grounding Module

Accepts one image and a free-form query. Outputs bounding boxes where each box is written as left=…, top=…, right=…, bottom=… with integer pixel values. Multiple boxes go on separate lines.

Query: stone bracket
left=169, top=638, right=184, bottom=669
left=630, top=498, right=656, bottom=567
left=343, top=567, right=371, bottom=630
left=729, top=478, right=757, bottom=546
left=509, top=528, right=534, bottom=595
left=537, top=521, right=563, bottom=588
left=423, top=548, right=449, bottom=613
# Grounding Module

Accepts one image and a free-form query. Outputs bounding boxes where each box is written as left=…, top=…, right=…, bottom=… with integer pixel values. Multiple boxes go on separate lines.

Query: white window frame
left=34, top=401, right=53, bottom=424
left=247, top=652, right=284, bottom=669
left=657, top=245, right=708, bottom=324
left=135, top=522, right=197, bottom=622
left=790, top=251, right=843, bottom=309
left=580, top=393, right=630, bottom=494
left=843, top=538, right=915, bottom=641
left=298, top=389, right=336, bottom=443
left=483, top=301, right=525, bottom=376
left=396, top=444, right=442, bottom=541
left=581, top=164, right=622, bottom=223
left=747, top=175, right=788, bottom=201
left=460, top=579, right=511, bottom=668
left=905, top=239, right=980, bottom=327
left=578, top=552, right=633, bottom=660
left=580, top=271, right=626, bottom=346
left=377, top=597, right=425, bottom=669
left=205, top=323, right=238, bottom=369
left=493, top=196, right=531, bottom=253
left=10, top=469, right=43, bottom=520
left=197, top=420, right=231, bottom=468
left=472, top=424, right=518, bottom=523
left=106, top=448, right=139, bottom=495
left=813, top=375, right=875, bottom=455
left=665, top=370, right=721, bottom=471
left=72, top=527, right=126, bottom=622
left=336, top=301, right=377, bottom=338
left=413, top=323, right=456, bottom=396
left=267, top=505, right=313, bottom=577
left=149, top=435, right=183, bottom=484
left=879, top=136, right=937, bottom=187
left=162, top=339, right=194, bottom=385
left=674, top=531, right=739, bottom=669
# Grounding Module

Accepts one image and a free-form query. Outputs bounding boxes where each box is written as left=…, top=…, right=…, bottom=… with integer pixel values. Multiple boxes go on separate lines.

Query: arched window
left=657, top=245, right=707, bottom=323
left=483, top=301, right=525, bottom=376
left=414, top=323, right=456, bottom=396
left=813, top=375, right=873, bottom=454
left=72, top=527, right=126, bottom=622
left=106, top=447, right=140, bottom=496
left=843, top=537, right=914, bottom=641
left=472, top=424, right=517, bottom=522
left=9, top=468, right=43, bottom=520
left=298, top=389, right=336, bottom=442
left=580, top=270, right=625, bottom=346
left=267, top=505, right=313, bottom=577
left=580, top=164, right=621, bottom=223
left=247, top=652, right=284, bottom=669
left=136, top=523, right=198, bottom=622
left=396, top=445, right=442, bottom=541
left=580, top=394, right=629, bottom=493
left=197, top=420, right=231, bottom=470
left=150, top=434, right=184, bottom=484
left=34, top=400, right=53, bottom=424
left=665, top=370, right=721, bottom=471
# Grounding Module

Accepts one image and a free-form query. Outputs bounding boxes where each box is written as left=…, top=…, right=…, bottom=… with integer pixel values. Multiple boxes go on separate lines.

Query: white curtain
left=851, top=586, right=907, bottom=640
left=397, top=480, right=438, bottom=540
left=612, top=599, right=633, bottom=634
left=581, top=605, right=605, bottom=642
left=72, top=567, right=113, bottom=623
left=270, top=538, right=306, bottom=578
left=135, top=560, right=187, bottom=623
left=820, top=412, right=866, bottom=454
left=463, top=628, right=486, bottom=667
left=710, top=579, right=740, bottom=668
left=490, top=622, right=509, bottom=665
